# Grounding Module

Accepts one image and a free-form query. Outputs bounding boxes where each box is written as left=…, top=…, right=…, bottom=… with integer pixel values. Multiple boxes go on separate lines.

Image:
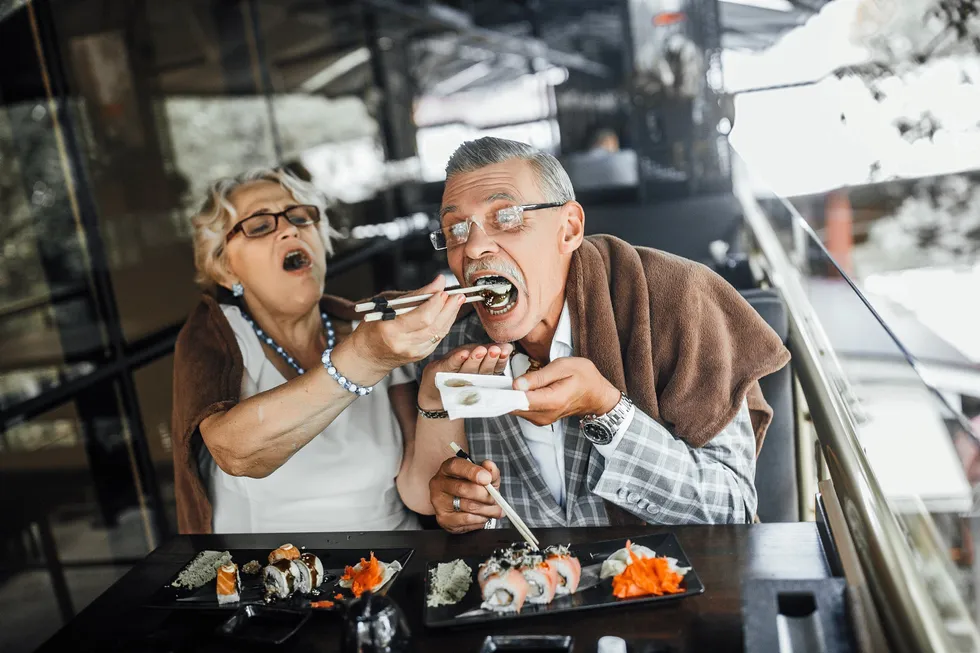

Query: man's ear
left=558, top=201, right=585, bottom=254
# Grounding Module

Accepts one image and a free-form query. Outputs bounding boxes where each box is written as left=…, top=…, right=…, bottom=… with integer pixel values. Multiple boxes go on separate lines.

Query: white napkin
left=435, top=372, right=529, bottom=420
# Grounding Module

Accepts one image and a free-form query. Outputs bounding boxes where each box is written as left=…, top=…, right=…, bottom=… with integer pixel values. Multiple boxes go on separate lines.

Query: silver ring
left=452, top=496, right=461, bottom=512
left=484, top=518, right=497, bottom=530
left=430, top=334, right=440, bottom=344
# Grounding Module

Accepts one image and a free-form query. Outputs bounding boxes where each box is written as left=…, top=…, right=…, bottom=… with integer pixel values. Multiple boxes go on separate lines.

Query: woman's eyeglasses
left=430, top=202, right=564, bottom=251
left=226, top=205, right=320, bottom=242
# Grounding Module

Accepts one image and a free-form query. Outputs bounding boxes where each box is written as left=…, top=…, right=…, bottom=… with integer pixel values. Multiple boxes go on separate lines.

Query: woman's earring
left=232, top=282, right=244, bottom=297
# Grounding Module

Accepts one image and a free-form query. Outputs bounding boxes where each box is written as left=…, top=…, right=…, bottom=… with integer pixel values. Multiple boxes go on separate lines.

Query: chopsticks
left=362, top=294, right=484, bottom=323
left=355, top=283, right=510, bottom=323
left=448, top=441, right=540, bottom=550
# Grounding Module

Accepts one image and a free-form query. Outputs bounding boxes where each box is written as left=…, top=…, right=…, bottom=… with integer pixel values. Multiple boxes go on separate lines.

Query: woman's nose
left=276, top=219, right=300, bottom=239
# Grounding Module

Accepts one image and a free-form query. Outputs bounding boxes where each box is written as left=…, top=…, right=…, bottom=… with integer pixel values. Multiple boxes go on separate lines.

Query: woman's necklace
left=240, top=309, right=335, bottom=376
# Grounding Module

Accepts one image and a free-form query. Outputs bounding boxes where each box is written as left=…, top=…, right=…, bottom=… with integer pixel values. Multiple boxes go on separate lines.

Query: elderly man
left=413, top=137, right=789, bottom=532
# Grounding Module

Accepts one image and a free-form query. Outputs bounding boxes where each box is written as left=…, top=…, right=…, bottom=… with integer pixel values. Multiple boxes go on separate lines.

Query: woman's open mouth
left=282, top=249, right=312, bottom=272
left=474, top=276, right=518, bottom=316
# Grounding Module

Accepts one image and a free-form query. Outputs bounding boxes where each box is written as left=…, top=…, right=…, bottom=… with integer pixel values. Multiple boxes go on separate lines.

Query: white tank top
left=207, top=305, right=420, bottom=533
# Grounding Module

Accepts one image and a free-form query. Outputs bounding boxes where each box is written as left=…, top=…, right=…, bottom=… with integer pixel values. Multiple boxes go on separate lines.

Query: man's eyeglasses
left=226, top=205, right=320, bottom=242
left=430, top=202, right=565, bottom=251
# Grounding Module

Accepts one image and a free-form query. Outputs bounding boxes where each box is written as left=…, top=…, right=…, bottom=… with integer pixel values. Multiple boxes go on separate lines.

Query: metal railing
left=733, top=158, right=962, bottom=653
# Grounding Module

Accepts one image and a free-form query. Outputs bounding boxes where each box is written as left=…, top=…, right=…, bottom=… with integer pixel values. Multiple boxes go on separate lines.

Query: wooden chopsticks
left=356, top=283, right=510, bottom=323
left=448, top=442, right=540, bottom=550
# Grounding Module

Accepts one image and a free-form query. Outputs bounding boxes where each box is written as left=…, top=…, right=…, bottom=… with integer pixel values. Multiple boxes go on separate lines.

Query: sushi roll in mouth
left=300, top=553, right=324, bottom=589
left=216, top=563, right=241, bottom=605
left=264, top=559, right=300, bottom=600
left=268, top=543, right=300, bottom=564
left=474, top=276, right=517, bottom=314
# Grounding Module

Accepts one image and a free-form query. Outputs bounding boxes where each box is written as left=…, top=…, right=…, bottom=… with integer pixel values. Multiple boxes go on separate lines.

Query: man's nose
left=462, top=219, right=498, bottom=259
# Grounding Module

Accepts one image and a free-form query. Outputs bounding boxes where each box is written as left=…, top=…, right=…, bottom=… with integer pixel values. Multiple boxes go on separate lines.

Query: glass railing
left=733, top=150, right=980, bottom=652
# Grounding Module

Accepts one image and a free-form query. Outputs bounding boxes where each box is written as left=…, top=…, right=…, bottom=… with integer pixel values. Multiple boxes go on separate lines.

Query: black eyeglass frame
left=225, top=205, right=321, bottom=242
left=429, top=201, right=566, bottom=251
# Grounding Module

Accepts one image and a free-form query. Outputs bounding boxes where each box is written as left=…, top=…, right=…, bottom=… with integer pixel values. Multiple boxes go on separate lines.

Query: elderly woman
left=171, top=168, right=464, bottom=534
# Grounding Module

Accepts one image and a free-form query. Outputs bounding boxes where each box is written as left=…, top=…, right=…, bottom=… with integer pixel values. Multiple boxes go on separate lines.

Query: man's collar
left=554, top=301, right=572, bottom=350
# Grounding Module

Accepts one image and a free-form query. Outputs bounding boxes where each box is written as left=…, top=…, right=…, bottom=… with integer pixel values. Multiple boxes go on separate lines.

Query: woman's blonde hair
left=191, top=168, right=340, bottom=293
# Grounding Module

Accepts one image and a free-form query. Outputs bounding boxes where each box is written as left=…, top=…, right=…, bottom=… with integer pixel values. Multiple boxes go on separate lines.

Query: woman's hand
left=417, top=342, right=514, bottom=411
left=345, top=275, right=466, bottom=377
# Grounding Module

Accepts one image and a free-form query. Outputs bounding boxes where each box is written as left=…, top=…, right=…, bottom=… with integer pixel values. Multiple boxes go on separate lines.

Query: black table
left=36, top=524, right=831, bottom=653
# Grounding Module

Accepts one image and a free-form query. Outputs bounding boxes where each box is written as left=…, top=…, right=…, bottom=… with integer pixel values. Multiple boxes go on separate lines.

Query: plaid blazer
left=420, top=313, right=758, bottom=527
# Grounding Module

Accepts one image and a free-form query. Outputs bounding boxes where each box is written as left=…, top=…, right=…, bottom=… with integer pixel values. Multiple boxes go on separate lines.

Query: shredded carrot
left=310, top=600, right=335, bottom=609
left=340, top=551, right=386, bottom=597
left=611, top=540, right=685, bottom=599
left=334, top=593, right=344, bottom=600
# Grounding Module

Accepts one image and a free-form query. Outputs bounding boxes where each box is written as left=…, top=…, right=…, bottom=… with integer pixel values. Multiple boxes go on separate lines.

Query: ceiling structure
left=33, top=0, right=835, bottom=98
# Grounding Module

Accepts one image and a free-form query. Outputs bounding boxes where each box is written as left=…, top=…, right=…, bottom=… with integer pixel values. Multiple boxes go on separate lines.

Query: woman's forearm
left=201, top=337, right=390, bottom=478
left=397, top=415, right=467, bottom=514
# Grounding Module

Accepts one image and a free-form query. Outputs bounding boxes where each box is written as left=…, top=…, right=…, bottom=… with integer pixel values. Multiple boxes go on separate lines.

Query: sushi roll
left=268, top=543, right=300, bottom=564
left=479, top=566, right=529, bottom=613
left=292, top=558, right=313, bottom=594
left=216, top=563, right=240, bottom=605
left=545, top=545, right=582, bottom=596
left=519, top=556, right=558, bottom=605
left=263, top=559, right=301, bottom=600
left=300, top=552, right=324, bottom=589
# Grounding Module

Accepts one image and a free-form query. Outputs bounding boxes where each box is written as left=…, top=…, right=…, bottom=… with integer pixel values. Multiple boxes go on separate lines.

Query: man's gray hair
left=445, top=137, right=575, bottom=202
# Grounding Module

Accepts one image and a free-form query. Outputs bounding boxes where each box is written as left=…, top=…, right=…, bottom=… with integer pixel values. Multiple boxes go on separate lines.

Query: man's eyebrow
left=439, top=204, right=458, bottom=219
left=486, top=192, right=518, bottom=203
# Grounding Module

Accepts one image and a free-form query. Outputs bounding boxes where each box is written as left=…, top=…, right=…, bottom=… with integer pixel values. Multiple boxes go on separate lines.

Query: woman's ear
left=558, top=201, right=586, bottom=254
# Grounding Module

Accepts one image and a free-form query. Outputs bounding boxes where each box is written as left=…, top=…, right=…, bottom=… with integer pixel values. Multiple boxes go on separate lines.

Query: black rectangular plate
left=216, top=604, right=311, bottom=645
left=146, top=547, right=413, bottom=611
left=423, top=533, right=703, bottom=628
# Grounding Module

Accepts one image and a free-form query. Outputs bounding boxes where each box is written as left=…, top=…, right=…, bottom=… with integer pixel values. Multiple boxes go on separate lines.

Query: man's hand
left=512, top=357, right=621, bottom=427
left=429, top=456, right=504, bottom=534
left=417, top=343, right=514, bottom=411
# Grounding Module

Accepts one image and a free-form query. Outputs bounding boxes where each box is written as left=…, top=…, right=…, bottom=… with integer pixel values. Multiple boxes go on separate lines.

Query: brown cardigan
left=172, top=237, right=789, bottom=534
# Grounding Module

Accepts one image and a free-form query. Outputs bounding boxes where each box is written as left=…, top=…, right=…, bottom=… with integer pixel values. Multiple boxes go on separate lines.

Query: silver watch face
left=582, top=420, right=615, bottom=445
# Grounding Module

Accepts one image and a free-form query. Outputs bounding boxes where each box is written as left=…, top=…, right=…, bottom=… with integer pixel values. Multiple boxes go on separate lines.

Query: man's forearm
left=591, top=402, right=758, bottom=524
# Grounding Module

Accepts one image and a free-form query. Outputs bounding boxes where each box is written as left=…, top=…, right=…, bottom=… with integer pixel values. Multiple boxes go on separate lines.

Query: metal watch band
left=580, top=393, right=632, bottom=444
left=417, top=404, right=449, bottom=419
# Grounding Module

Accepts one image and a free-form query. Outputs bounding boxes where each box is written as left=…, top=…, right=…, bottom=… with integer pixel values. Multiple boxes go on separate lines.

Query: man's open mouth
left=474, top=276, right=518, bottom=315
left=282, top=249, right=311, bottom=272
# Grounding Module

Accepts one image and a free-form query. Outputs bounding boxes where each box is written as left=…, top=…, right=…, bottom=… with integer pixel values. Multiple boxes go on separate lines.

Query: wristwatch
left=580, top=393, right=633, bottom=446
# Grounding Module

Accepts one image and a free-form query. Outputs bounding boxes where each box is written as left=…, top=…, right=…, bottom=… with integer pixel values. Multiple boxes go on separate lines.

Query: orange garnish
left=340, top=551, right=385, bottom=597
left=334, top=593, right=344, bottom=600
left=611, top=540, right=685, bottom=599
left=310, top=600, right=334, bottom=609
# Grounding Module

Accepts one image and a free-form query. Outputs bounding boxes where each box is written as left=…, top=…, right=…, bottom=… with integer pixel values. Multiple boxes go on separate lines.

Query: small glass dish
left=479, top=635, right=574, bottom=652
left=216, top=604, right=310, bottom=645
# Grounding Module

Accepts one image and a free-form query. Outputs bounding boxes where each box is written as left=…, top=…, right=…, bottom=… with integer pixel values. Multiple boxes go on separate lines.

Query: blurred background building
left=1, top=1, right=978, bottom=651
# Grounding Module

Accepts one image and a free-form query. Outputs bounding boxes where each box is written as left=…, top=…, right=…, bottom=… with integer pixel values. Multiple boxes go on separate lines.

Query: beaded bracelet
left=320, top=348, right=374, bottom=396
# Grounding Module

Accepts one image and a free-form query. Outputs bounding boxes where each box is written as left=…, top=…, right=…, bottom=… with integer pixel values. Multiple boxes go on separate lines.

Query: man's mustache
left=463, top=259, right=528, bottom=294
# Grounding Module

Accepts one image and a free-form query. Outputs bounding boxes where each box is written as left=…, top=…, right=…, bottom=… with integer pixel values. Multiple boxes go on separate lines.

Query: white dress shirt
left=506, top=302, right=635, bottom=507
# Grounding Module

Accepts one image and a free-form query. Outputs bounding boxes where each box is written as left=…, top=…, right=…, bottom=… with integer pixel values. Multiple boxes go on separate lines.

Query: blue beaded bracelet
left=320, top=348, right=374, bottom=396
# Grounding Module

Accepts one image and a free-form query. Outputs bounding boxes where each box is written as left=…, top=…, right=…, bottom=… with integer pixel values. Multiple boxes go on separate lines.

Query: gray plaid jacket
left=420, top=313, right=759, bottom=527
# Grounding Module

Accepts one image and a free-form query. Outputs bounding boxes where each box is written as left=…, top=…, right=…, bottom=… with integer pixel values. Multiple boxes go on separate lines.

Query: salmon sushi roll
left=268, top=543, right=300, bottom=564
left=545, top=545, right=582, bottom=596
left=520, top=559, right=558, bottom=605
left=479, top=567, right=529, bottom=613
left=216, top=563, right=240, bottom=605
